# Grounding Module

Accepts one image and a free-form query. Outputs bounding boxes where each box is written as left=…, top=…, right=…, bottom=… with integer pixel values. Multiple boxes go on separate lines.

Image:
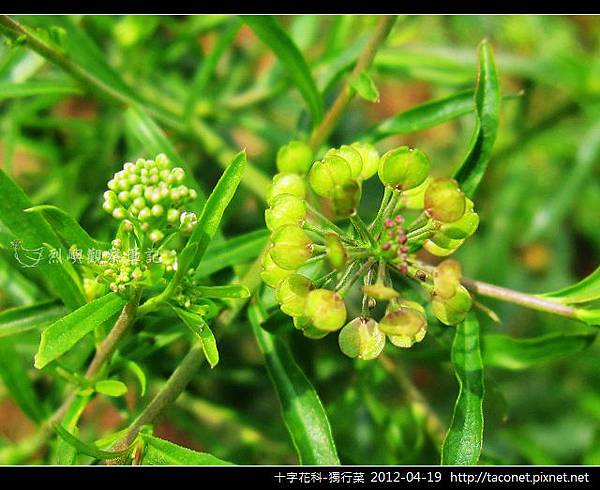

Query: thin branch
left=379, top=354, right=446, bottom=445
left=49, top=290, right=142, bottom=425
left=308, top=16, right=397, bottom=151
left=460, top=277, right=579, bottom=320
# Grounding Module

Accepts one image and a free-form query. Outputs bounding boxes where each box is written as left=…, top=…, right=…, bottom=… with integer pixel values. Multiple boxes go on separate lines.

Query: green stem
left=337, top=258, right=375, bottom=297
left=369, top=187, right=392, bottom=232
left=305, top=202, right=348, bottom=237
left=50, top=289, right=142, bottom=425
left=308, top=15, right=397, bottom=151
left=350, top=214, right=377, bottom=248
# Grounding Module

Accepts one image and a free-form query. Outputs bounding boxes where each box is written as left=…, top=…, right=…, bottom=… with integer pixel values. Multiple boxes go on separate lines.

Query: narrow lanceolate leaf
left=0, top=169, right=86, bottom=310
left=523, top=119, right=600, bottom=243
left=124, top=106, right=206, bottom=210
left=0, top=80, right=82, bottom=100
left=173, top=307, right=219, bottom=368
left=0, top=338, right=46, bottom=422
left=453, top=40, right=501, bottom=198
left=365, top=90, right=474, bottom=142
left=197, top=229, right=269, bottom=277
left=350, top=71, right=380, bottom=103
left=94, top=379, right=128, bottom=397
left=52, top=423, right=132, bottom=461
left=35, top=293, right=126, bottom=369
left=0, top=300, right=67, bottom=338
left=54, top=392, right=92, bottom=465
left=187, top=151, right=247, bottom=270
left=242, top=16, right=323, bottom=124
left=196, top=285, right=250, bottom=299
left=442, top=311, right=485, bottom=465
left=249, top=303, right=340, bottom=465
left=540, top=265, right=600, bottom=304
left=482, top=333, right=596, bottom=370
left=140, top=434, right=232, bottom=465
left=25, top=205, right=110, bottom=252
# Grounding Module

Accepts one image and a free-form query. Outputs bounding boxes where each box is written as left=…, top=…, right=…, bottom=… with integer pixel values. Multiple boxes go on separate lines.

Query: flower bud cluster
left=261, top=140, right=479, bottom=360
left=102, top=153, right=199, bottom=243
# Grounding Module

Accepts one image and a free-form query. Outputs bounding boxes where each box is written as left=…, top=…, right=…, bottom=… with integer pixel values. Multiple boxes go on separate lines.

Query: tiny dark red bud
left=382, top=242, right=391, bottom=250
left=401, top=253, right=408, bottom=261
left=399, top=264, right=408, bottom=274
left=400, top=246, right=409, bottom=253
left=395, top=215, right=404, bottom=224
left=398, top=235, right=407, bottom=244
left=384, top=219, right=394, bottom=228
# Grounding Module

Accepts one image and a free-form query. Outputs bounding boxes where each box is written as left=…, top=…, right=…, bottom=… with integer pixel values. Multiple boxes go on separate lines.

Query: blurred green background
left=0, top=15, right=599, bottom=464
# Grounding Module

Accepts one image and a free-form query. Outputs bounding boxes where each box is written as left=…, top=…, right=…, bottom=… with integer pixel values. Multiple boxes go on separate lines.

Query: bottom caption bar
left=0, top=466, right=597, bottom=488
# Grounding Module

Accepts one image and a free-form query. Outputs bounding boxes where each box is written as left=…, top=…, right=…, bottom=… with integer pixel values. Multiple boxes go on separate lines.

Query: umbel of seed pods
left=95, top=154, right=199, bottom=295
left=261, top=140, right=480, bottom=360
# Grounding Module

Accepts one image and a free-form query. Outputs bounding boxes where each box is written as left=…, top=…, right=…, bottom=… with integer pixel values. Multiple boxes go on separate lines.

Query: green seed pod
left=332, top=179, right=362, bottom=219
left=260, top=252, right=293, bottom=288
left=362, top=283, right=399, bottom=301
left=293, top=315, right=312, bottom=331
left=433, top=259, right=462, bottom=299
left=351, top=142, right=379, bottom=180
left=378, top=146, right=430, bottom=190
left=266, top=173, right=306, bottom=205
left=325, top=145, right=363, bottom=179
left=269, top=224, right=313, bottom=270
left=423, top=238, right=464, bottom=257
left=265, top=193, right=306, bottom=231
left=424, top=177, right=466, bottom=223
left=338, top=317, right=386, bottom=360
left=439, top=199, right=479, bottom=239
left=276, top=140, right=313, bottom=174
left=303, top=326, right=329, bottom=339
left=380, top=307, right=427, bottom=348
left=325, top=233, right=347, bottom=271
left=112, top=207, right=126, bottom=220
left=308, top=155, right=353, bottom=198
left=304, top=289, right=347, bottom=332
left=276, top=274, right=312, bottom=317
left=431, top=284, right=472, bottom=326
left=430, top=230, right=464, bottom=250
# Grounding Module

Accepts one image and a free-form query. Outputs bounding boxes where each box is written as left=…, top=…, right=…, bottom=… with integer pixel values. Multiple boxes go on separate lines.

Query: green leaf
left=186, top=150, right=247, bottom=270
left=184, top=20, right=241, bottom=120
left=25, top=205, right=110, bottom=252
left=196, top=285, right=250, bottom=299
left=35, top=293, right=126, bottom=369
left=441, top=311, right=485, bottom=465
left=242, top=16, right=323, bottom=124
left=52, top=422, right=131, bottom=461
left=249, top=303, right=340, bottom=465
left=350, top=70, right=380, bottom=102
left=365, top=90, right=474, bottom=142
left=523, top=119, right=600, bottom=243
left=140, top=433, right=232, bottom=465
left=0, top=337, right=46, bottom=422
left=124, top=106, right=206, bottom=210
left=53, top=391, right=92, bottom=465
left=0, top=300, right=67, bottom=338
left=0, top=169, right=86, bottom=310
left=482, top=332, right=596, bottom=370
left=0, top=80, right=82, bottom=100
left=197, top=229, right=269, bottom=277
left=94, top=379, right=128, bottom=397
left=453, top=39, right=501, bottom=198
left=540, top=265, right=600, bottom=304
left=173, top=307, right=219, bottom=368
left=124, top=360, right=147, bottom=397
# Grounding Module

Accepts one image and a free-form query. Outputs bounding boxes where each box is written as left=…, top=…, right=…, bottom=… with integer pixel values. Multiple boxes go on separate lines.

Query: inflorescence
left=261, top=140, right=479, bottom=360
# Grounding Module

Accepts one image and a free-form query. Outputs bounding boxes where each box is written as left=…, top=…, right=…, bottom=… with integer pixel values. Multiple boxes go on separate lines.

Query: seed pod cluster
left=102, top=153, right=199, bottom=242
left=262, top=140, right=481, bottom=359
